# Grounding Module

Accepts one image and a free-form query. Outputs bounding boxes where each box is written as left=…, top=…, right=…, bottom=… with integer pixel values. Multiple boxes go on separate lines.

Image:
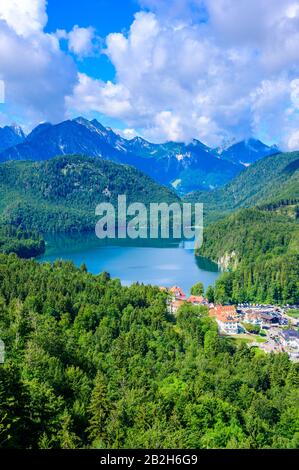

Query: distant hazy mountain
left=218, top=138, right=279, bottom=165
left=123, top=136, right=244, bottom=193
left=184, top=150, right=299, bottom=223
left=0, top=124, right=25, bottom=153
left=0, top=117, right=278, bottom=193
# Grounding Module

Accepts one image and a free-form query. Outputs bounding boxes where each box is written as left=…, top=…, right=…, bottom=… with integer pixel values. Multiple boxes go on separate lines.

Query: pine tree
left=205, top=285, right=215, bottom=303
left=191, top=282, right=204, bottom=296
left=87, top=372, right=110, bottom=444
left=57, top=410, right=80, bottom=449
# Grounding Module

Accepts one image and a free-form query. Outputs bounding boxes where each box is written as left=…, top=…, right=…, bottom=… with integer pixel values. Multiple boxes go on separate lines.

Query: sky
left=1, top=0, right=299, bottom=149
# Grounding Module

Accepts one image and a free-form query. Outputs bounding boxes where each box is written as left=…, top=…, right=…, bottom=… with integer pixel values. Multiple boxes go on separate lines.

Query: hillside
left=0, top=253, right=298, bottom=449
left=0, top=223, right=45, bottom=258
left=189, top=150, right=299, bottom=304
left=198, top=207, right=299, bottom=304
left=0, top=155, right=180, bottom=233
left=0, top=117, right=273, bottom=194
left=185, top=151, right=299, bottom=223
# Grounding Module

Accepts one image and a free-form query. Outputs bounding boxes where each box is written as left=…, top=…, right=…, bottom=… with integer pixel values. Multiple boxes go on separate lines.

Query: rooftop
left=187, top=295, right=205, bottom=303
left=209, top=305, right=237, bottom=316
left=218, top=313, right=239, bottom=323
left=281, top=330, right=299, bottom=340
left=169, top=286, right=186, bottom=299
left=209, top=305, right=238, bottom=323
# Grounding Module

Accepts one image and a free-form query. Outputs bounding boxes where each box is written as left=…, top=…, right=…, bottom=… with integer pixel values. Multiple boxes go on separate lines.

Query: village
left=162, top=285, right=299, bottom=362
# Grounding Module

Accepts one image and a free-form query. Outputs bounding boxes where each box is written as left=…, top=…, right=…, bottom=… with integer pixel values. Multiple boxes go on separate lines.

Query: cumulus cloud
left=0, top=0, right=47, bottom=37
left=67, top=73, right=133, bottom=118
left=1, top=0, right=299, bottom=148
left=56, top=25, right=100, bottom=58
left=68, top=0, right=299, bottom=147
left=138, top=0, right=206, bottom=23
left=68, top=25, right=97, bottom=57
left=0, top=0, right=77, bottom=126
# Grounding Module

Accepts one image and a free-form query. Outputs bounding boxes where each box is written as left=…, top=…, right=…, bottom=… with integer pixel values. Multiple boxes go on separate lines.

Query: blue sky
left=46, top=0, right=138, bottom=82
left=1, top=0, right=299, bottom=149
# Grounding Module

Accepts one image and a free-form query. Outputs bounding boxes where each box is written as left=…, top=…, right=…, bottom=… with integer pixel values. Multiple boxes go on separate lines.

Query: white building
left=280, top=330, right=299, bottom=350
left=217, top=316, right=240, bottom=334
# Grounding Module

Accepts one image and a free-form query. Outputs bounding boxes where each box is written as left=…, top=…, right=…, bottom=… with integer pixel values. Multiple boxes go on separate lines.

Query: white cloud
left=1, top=0, right=299, bottom=149
left=67, top=73, right=132, bottom=118
left=67, top=1, right=299, bottom=148
left=0, top=0, right=47, bottom=37
left=0, top=0, right=78, bottom=126
left=68, top=25, right=96, bottom=57
left=56, top=25, right=100, bottom=58
left=286, top=3, right=299, bottom=18
left=153, top=111, right=183, bottom=141
left=250, top=77, right=299, bottom=149
left=288, top=129, right=299, bottom=150
left=117, top=128, right=138, bottom=139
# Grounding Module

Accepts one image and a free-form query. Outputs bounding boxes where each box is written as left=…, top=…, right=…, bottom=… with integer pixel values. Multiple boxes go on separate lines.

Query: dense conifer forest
left=0, top=155, right=179, bottom=233
left=198, top=207, right=299, bottom=304
left=185, top=151, right=299, bottom=223
left=0, top=223, right=45, bottom=258
left=0, top=255, right=298, bottom=449
left=0, top=150, right=298, bottom=449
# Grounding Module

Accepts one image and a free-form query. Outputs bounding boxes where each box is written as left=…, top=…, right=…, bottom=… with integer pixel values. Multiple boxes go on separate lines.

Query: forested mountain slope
left=0, top=254, right=298, bottom=449
left=185, top=151, right=299, bottom=223
left=0, top=223, right=45, bottom=258
left=198, top=207, right=299, bottom=304
left=0, top=155, right=179, bottom=233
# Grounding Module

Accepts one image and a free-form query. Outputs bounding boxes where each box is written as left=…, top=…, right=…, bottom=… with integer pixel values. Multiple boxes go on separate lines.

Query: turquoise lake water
left=38, top=233, right=220, bottom=294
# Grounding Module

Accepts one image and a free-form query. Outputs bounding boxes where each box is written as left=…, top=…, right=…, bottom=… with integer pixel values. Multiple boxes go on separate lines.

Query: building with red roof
left=169, top=286, right=186, bottom=300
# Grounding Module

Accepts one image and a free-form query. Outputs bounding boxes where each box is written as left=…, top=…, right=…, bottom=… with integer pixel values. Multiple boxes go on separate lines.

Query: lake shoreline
left=38, top=233, right=220, bottom=294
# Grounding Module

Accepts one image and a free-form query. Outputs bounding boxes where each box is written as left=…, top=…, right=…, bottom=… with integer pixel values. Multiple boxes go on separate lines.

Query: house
left=279, top=330, right=299, bottom=350
left=169, top=299, right=185, bottom=315
left=209, top=305, right=237, bottom=317
left=217, top=313, right=240, bottom=334
left=169, top=286, right=186, bottom=300
left=244, top=312, right=263, bottom=326
left=259, top=312, right=279, bottom=326
left=187, top=295, right=207, bottom=305
left=209, top=305, right=240, bottom=334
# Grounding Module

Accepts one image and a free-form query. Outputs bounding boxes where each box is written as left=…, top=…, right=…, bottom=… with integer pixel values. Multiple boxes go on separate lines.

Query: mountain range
left=0, top=149, right=297, bottom=235
left=0, top=117, right=279, bottom=194
left=0, top=124, right=25, bottom=153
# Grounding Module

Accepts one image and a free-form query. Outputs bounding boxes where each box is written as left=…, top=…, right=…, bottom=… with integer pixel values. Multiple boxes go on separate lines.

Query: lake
left=38, top=232, right=221, bottom=294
